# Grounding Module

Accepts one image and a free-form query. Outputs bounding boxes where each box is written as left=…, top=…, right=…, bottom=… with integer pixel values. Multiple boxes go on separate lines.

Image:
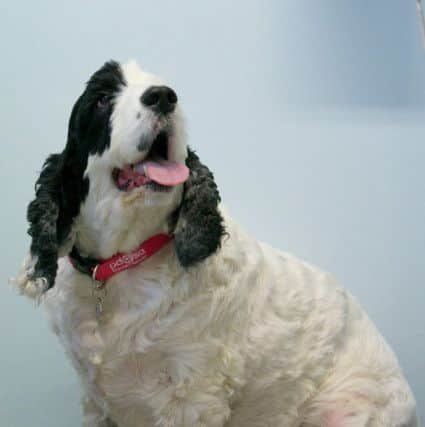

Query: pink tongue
left=142, top=160, right=189, bottom=186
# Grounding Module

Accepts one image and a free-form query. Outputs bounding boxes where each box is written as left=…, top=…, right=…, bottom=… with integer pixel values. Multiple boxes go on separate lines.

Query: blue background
left=0, top=1, right=424, bottom=425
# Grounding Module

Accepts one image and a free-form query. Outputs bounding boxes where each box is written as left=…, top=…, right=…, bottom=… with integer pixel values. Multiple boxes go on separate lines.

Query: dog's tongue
left=137, top=160, right=189, bottom=186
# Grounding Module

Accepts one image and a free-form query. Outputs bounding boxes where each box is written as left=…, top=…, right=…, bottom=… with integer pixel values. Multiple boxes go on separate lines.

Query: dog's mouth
left=112, top=131, right=189, bottom=192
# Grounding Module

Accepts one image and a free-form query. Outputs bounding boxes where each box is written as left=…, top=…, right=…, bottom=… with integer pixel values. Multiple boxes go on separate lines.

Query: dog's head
left=16, top=60, right=224, bottom=296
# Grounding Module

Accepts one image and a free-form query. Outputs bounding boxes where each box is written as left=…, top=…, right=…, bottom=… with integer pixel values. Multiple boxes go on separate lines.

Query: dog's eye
left=97, top=95, right=110, bottom=109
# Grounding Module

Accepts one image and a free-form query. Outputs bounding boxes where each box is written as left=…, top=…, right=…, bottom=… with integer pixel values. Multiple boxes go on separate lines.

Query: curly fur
left=174, top=148, right=225, bottom=268
left=26, top=154, right=63, bottom=289
left=12, top=60, right=418, bottom=427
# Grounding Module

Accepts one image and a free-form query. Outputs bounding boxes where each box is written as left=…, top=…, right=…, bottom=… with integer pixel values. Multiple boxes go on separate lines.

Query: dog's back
left=220, top=220, right=417, bottom=426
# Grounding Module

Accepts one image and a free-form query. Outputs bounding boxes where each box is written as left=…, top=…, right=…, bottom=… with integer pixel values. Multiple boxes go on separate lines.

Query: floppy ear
left=173, top=148, right=226, bottom=267
left=12, top=95, right=89, bottom=299
left=12, top=153, right=74, bottom=298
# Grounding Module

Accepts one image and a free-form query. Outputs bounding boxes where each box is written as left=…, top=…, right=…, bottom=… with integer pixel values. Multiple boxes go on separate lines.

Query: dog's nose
left=140, top=86, right=178, bottom=115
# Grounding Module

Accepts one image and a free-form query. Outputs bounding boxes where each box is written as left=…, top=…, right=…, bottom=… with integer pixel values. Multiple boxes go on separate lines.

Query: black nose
left=140, top=85, right=178, bottom=115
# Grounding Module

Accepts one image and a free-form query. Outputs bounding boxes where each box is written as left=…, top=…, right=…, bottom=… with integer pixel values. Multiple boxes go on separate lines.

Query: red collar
left=69, top=233, right=173, bottom=283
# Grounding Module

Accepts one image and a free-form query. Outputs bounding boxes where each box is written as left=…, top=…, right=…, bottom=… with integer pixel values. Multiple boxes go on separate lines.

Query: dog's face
left=76, top=60, right=188, bottom=199
left=69, top=60, right=190, bottom=258
left=19, top=60, right=225, bottom=295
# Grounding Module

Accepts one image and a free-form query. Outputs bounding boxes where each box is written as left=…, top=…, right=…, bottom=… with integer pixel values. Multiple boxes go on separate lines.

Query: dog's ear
left=12, top=152, right=77, bottom=298
left=12, top=97, right=88, bottom=299
left=173, top=148, right=225, bottom=268
left=26, top=154, right=67, bottom=291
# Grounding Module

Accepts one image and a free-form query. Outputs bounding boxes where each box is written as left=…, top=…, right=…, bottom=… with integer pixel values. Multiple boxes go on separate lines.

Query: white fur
left=41, top=216, right=418, bottom=427
left=11, top=254, right=48, bottom=300
left=13, top=61, right=418, bottom=427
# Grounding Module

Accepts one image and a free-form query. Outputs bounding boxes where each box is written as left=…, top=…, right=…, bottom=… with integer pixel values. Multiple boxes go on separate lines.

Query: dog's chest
left=45, top=261, right=184, bottom=423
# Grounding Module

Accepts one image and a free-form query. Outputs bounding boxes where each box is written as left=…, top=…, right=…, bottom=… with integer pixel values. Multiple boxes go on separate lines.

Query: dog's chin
left=119, top=181, right=182, bottom=209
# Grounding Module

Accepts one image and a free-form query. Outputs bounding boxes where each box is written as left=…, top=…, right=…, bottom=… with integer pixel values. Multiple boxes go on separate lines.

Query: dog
left=12, top=60, right=418, bottom=427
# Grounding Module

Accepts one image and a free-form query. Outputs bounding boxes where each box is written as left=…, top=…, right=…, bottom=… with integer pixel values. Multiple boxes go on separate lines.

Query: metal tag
left=92, top=278, right=107, bottom=319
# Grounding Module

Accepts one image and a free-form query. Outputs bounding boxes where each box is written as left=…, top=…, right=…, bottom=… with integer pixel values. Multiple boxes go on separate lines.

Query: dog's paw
left=19, top=276, right=48, bottom=300
left=9, top=254, right=49, bottom=300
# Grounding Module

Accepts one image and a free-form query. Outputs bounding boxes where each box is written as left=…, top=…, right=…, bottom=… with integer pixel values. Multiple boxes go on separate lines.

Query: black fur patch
left=26, top=61, right=125, bottom=290
left=69, top=60, right=125, bottom=157
left=27, top=154, right=64, bottom=289
left=173, top=148, right=226, bottom=267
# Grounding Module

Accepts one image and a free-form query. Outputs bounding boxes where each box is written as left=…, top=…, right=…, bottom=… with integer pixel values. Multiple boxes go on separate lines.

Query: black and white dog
left=13, top=60, right=417, bottom=427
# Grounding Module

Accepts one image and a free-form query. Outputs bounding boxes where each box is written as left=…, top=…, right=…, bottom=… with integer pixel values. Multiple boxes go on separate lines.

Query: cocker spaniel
left=13, top=60, right=418, bottom=427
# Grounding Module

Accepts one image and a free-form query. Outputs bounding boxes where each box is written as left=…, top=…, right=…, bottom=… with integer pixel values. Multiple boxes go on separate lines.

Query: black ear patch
left=26, top=149, right=89, bottom=291
left=27, top=154, right=65, bottom=290
left=173, top=148, right=225, bottom=267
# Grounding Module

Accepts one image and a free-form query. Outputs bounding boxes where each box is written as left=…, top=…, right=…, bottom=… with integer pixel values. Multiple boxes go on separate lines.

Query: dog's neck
left=74, top=187, right=183, bottom=260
